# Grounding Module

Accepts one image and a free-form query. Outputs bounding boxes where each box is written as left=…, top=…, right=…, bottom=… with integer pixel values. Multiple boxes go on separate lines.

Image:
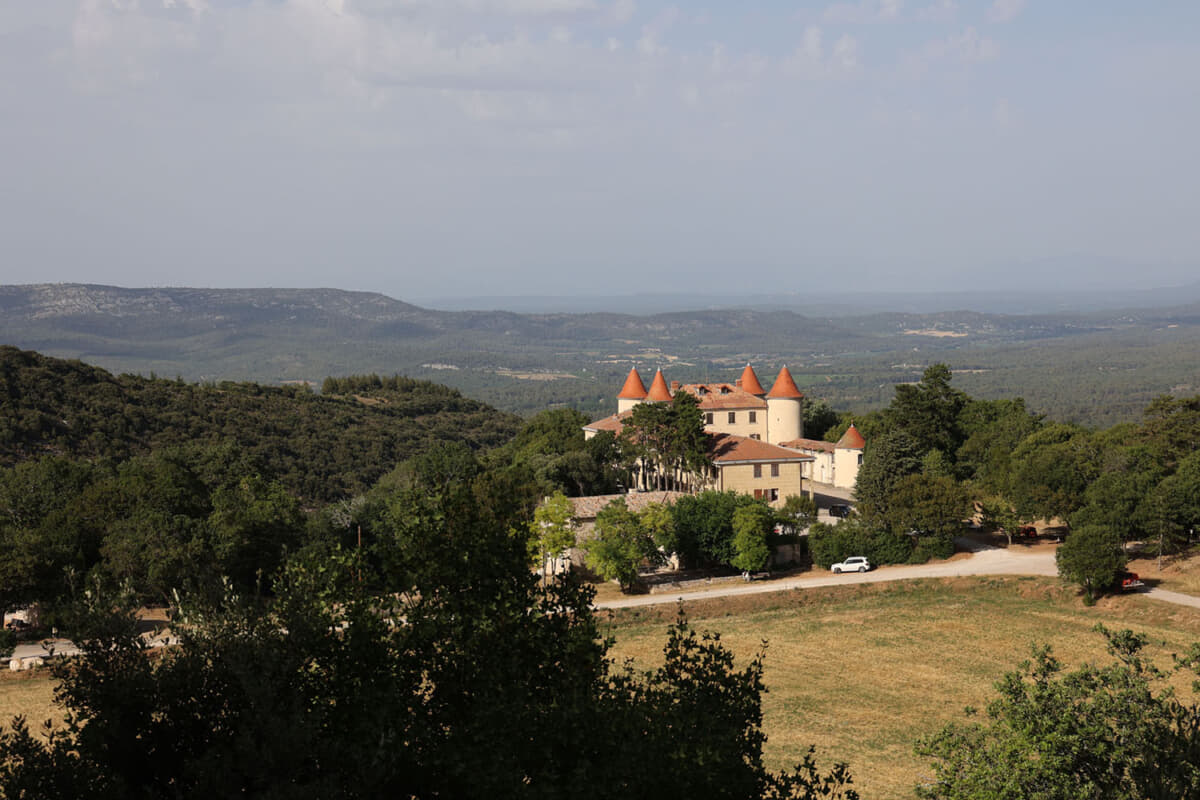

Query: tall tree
left=584, top=497, right=661, bottom=590
left=885, top=363, right=968, bottom=462
left=731, top=503, right=775, bottom=574
left=1007, top=423, right=1100, bottom=524
left=854, top=431, right=922, bottom=526
left=1055, top=524, right=1126, bottom=604
left=528, top=491, right=577, bottom=579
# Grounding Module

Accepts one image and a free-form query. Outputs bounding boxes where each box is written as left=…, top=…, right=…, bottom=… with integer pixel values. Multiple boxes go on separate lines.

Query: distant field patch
left=493, top=369, right=578, bottom=381
left=602, top=576, right=1200, bottom=800
left=902, top=329, right=968, bottom=338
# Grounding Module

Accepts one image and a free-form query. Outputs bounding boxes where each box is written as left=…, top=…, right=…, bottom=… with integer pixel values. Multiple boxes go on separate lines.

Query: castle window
left=705, top=412, right=714, bottom=425
left=769, top=488, right=779, bottom=502
left=753, top=464, right=762, bottom=478
left=728, top=411, right=736, bottom=424
left=749, top=411, right=757, bottom=423
left=771, top=463, right=780, bottom=477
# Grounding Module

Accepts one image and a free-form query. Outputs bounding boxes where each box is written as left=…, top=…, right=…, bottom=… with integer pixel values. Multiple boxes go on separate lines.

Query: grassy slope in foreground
left=602, top=575, right=1200, bottom=800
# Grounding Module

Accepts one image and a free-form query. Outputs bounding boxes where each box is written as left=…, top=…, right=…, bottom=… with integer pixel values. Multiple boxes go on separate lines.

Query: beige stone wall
left=717, top=461, right=805, bottom=508
left=799, top=451, right=834, bottom=484
left=702, top=407, right=768, bottom=440
left=765, top=397, right=802, bottom=444
left=833, top=448, right=863, bottom=490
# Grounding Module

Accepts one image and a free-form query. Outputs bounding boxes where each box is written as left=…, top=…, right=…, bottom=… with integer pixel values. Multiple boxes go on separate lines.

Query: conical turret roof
left=836, top=424, right=866, bottom=449
left=617, top=367, right=648, bottom=400
left=646, top=369, right=673, bottom=402
left=739, top=363, right=766, bottom=395
left=766, top=365, right=804, bottom=399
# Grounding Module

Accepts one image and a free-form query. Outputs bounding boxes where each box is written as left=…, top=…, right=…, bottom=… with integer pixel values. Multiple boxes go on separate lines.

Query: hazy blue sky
left=2, top=1, right=1197, bottom=301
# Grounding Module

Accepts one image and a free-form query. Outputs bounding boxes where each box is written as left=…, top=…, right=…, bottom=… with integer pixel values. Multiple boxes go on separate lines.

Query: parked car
left=831, top=556, right=871, bottom=574
left=1119, top=570, right=1145, bottom=591
left=1013, top=525, right=1038, bottom=539
left=828, top=504, right=852, bottom=519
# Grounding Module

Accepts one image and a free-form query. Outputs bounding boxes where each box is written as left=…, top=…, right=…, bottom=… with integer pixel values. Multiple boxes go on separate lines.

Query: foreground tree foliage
left=916, top=626, right=1200, bottom=800
left=0, top=448, right=858, bottom=800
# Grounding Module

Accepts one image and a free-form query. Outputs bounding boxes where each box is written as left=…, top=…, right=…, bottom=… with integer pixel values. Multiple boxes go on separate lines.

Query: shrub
left=0, top=628, right=15, bottom=658
left=909, top=534, right=954, bottom=564
left=809, top=520, right=916, bottom=568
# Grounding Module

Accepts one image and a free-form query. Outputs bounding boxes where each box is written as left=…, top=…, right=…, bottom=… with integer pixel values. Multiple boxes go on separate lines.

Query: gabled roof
left=780, top=437, right=835, bottom=454
left=766, top=365, right=804, bottom=399
left=836, top=424, right=866, bottom=449
left=583, top=411, right=631, bottom=433
left=709, top=433, right=815, bottom=465
left=679, top=383, right=767, bottom=410
left=645, top=369, right=673, bottom=402
left=738, top=364, right=766, bottom=395
left=617, top=367, right=648, bottom=400
left=569, top=491, right=688, bottom=520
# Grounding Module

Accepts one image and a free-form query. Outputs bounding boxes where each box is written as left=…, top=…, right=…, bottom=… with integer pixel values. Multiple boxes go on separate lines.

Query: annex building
left=583, top=364, right=865, bottom=507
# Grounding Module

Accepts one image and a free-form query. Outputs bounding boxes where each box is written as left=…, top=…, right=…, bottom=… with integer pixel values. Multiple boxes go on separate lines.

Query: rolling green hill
left=0, top=346, right=520, bottom=504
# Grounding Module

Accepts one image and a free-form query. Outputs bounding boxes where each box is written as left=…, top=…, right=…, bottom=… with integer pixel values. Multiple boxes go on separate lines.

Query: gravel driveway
left=596, top=544, right=1200, bottom=612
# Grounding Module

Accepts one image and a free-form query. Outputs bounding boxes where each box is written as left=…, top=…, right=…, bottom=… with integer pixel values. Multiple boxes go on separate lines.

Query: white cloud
left=822, top=0, right=901, bottom=24
left=610, top=0, right=635, bottom=24
left=986, top=0, right=1024, bottom=24
left=833, top=35, right=859, bottom=69
left=781, top=25, right=859, bottom=77
left=923, top=26, right=997, bottom=63
left=916, top=0, right=956, bottom=22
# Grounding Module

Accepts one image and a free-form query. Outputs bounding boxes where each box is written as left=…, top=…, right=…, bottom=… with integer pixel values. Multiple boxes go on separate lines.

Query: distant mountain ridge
left=3, top=283, right=1200, bottom=427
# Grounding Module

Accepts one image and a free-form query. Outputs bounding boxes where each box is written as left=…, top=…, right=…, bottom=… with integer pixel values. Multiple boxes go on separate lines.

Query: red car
left=1119, top=571, right=1144, bottom=591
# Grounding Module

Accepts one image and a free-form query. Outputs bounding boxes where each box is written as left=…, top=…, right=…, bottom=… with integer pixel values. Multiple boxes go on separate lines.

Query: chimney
left=735, top=378, right=743, bottom=388
left=671, top=381, right=680, bottom=392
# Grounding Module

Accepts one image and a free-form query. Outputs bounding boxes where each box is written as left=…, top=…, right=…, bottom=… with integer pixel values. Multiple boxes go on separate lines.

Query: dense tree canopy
left=0, top=347, right=520, bottom=504
left=0, top=451, right=860, bottom=800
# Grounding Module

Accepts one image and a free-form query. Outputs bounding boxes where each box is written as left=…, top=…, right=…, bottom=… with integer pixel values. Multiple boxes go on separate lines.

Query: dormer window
left=720, top=386, right=730, bottom=394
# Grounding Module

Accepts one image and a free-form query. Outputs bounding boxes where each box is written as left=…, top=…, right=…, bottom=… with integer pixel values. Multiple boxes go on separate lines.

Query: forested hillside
left=0, top=347, right=520, bottom=503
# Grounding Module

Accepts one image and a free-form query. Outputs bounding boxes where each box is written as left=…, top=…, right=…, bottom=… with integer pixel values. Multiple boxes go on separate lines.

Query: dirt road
left=595, top=546, right=1200, bottom=612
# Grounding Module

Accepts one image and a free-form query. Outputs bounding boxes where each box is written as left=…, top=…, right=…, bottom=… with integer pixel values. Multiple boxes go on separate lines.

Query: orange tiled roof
left=781, top=438, right=835, bottom=454
left=583, top=412, right=631, bottom=433
left=739, top=364, right=766, bottom=395
left=766, top=365, right=804, bottom=399
left=836, top=424, right=866, bottom=449
left=569, top=491, right=688, bottom=520
left=617, top=367, right=648, bottom=399
left=646, top=369, right=673, bottom=402
left=678, top=383, right=767, bottom=410
left=583, top=417, right=811, bottom=466
left=709, top=433, right=815, bottom=464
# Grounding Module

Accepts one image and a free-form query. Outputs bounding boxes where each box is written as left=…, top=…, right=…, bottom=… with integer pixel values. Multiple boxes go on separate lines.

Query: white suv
left=831, top=556, right=871, bottom=574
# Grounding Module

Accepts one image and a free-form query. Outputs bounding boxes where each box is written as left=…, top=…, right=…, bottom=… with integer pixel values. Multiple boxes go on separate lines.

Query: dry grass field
left=1128, top=549, right=1200, bottom=595
left=0, top=670, right=60, bottom=732
left=601, top=575, right=1200, bottom=800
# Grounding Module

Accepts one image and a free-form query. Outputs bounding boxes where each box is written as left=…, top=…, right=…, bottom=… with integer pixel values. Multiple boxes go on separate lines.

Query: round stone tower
left=766, top=365, right=804, bottom=444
